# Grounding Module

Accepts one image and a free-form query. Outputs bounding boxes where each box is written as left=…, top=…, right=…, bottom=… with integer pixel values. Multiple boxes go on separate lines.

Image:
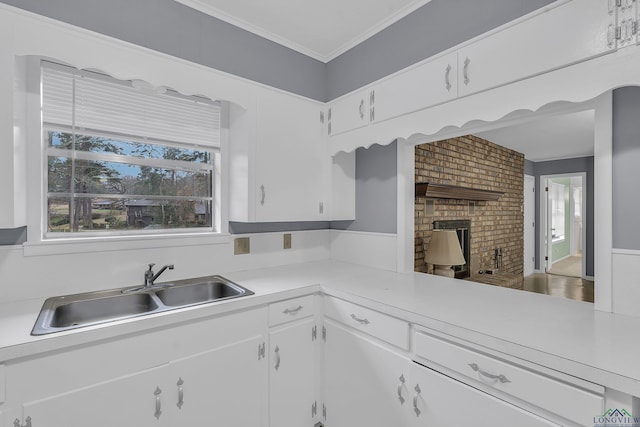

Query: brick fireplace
left=415, top=135, right=524, bottom=279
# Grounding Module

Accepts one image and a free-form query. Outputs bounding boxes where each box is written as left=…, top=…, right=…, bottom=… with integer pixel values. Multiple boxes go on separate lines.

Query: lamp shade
left=425, top=230, right=466, bottom=266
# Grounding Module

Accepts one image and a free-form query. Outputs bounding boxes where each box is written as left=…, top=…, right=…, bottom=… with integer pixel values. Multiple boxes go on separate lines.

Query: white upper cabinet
left=458, top=0, right=615, bottom=97
left=254, top=90, right=327, bottom=222
left=229, top=89, right=328, bottom=223
left=373, top=52, right=458, bottom=123
left=328, top=89, right=371, bottom=136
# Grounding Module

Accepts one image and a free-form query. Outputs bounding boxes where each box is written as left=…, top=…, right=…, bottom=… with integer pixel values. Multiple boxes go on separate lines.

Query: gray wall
left=612, top=87, right=640, bottom=250
left=0, top=0, right=326, bottom=101
left=327, top=0, right=554, bottom=100
left=530, top=157, right=594, bottom=276
left=331, top=142, right=398, bottom=234
left=524, top=159, right=535, bottom=176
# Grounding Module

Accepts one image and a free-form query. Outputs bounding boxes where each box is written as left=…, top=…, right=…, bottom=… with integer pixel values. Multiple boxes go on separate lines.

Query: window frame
left=23, top=57, right=230, bottom=255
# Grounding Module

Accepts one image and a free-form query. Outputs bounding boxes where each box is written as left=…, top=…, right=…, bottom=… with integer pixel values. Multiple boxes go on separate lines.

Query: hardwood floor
left=522, top=273, right=594, bottom=303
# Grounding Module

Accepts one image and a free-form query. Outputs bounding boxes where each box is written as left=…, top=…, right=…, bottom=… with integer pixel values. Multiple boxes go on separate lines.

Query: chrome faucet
left=144, top=263, right=174, bottom=287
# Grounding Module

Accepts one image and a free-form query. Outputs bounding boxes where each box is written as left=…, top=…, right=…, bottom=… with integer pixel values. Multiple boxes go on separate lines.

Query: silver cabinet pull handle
left=283, top=305, right=303, bottom=315
left=463, top=57, right=470, bottom=86
left=608, top=24, right=616, bottom=48
left=14, top=418, right=31, bottom=427
left=359, top=98, right=365, bottom=119
left=154, top=386, right=162, bottom=419
left=445, top=64, right=452, bottom=91
left=412, top=384, right=422, bottom=417
left=468, top=363, right=511, bottom=383
left=350, top=314, right=370, bottom=325
left=177, top=378, right=184, bottom=409
left=397, top=374, right=406, bottom=404
left=274, top=345, right=281, bottom=371
left=260, top=184, right=265, bottom=206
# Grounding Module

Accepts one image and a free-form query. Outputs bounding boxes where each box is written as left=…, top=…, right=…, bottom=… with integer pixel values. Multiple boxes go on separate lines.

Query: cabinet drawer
left=414, top=331, right=604, bottom=426
left=269, top=295, right=315, bottom=326
left=324, top=297, right=410, bottom=350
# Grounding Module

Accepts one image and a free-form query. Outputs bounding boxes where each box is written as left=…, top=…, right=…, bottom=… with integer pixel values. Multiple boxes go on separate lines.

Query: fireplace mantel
left=415, top=182, right=503, bottom=201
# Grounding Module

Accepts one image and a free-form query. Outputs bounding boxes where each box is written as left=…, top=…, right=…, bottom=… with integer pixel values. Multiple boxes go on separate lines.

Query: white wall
left=0, top=230, right=330, bottom=304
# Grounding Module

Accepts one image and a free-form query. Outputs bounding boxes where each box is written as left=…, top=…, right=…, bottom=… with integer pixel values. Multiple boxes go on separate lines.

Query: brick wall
left=415, top=135, right=524, bottom=276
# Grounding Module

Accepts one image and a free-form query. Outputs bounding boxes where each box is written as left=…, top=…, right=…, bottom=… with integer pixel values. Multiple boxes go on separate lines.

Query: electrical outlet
left=234, top=237, right=250, bottom=255
left=283, top=233, right=292, bottom=250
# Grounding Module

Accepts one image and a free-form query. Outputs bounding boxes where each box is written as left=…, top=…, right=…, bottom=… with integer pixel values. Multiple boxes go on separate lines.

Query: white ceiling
left=475, top=110, right=595, bottom=162
left=174, top=0, right=433, bottom=62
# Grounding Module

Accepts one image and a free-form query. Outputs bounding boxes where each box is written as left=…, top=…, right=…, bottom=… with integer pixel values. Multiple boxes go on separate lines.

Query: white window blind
left=42, top=62, right=220, bottom=148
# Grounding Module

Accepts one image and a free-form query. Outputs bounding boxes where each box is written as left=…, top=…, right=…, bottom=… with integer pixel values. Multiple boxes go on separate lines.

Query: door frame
left=539, top=172, right=587, bottom=278
left=523, top=174, right=535, bottom=277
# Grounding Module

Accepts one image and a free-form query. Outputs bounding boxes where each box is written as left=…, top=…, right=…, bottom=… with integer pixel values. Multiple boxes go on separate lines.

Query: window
left=41, top=62, right=221, bottom=237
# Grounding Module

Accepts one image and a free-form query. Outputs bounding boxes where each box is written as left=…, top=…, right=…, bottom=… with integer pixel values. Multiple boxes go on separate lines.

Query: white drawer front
left=414, top=332, right=604, bottom=426
left=269, top=295, right=315, bottom=326
left=324, top=297, right=410, bottom=350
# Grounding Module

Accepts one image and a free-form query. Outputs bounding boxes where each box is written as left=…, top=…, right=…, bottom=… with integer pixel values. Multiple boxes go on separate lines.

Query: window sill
left=23, top=232, right=231, bottom=257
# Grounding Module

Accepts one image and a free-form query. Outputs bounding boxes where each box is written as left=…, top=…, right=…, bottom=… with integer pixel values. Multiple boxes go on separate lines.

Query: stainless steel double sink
left=31, top=276, right=254, bottom=335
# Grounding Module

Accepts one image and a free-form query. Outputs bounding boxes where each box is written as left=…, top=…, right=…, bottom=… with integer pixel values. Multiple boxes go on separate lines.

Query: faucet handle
left=147, top=263, right=155, bottom=272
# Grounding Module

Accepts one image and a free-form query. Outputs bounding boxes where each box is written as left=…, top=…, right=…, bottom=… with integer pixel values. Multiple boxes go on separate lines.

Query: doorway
left=541, top=173, right=586, bottom=279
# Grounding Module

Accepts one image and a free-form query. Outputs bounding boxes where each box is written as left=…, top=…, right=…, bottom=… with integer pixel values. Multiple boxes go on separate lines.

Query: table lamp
left=425, top=230, right=466, bottom=277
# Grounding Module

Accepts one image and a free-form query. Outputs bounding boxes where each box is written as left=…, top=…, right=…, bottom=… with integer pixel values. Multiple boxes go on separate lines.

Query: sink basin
left=50, top=293, right=159, bottom=328
left=32, top=275, right=253, bottom=335
left=156, top=279, right=251, bottom=307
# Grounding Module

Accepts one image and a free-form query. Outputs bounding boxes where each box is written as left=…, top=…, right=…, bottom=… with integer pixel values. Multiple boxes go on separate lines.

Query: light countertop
left=1, top=260, right=639, bottom=396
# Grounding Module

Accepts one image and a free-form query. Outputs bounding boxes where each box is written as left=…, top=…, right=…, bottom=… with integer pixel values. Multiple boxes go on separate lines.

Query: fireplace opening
left=432, top=220, right=470, bottom=279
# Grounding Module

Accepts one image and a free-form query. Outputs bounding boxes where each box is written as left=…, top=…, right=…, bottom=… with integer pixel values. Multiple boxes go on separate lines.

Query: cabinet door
left=19, top=364, right=169, bottom=427
left=269, top=318, right=317, bottom=427
left=458, top=0, right=614, bottom=97
left=323, top=320, right=413, bottom=427
left=329, top=89, right=370, bottom=136
left=168, top=334, right=266, bottom=427
left=409, top=363, right=558, bottom=427
left=373, top=52, right=458, bottom=123
left=255, top=90, right=327, bottom=222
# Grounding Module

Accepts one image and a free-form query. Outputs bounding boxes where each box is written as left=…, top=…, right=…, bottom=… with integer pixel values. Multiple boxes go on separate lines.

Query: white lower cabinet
left=168, top=335, right=266, bottom=426
left=323, top=320, right=414, bottom=427
left=409, top=363, right=558, bottom=427
left=12, top=335, right=265, bottom=427
left=17, top=364, right=169, bottom=427
left=269, top=317, right=318, bottom=427
left=6, top=308, right=268, bottom=427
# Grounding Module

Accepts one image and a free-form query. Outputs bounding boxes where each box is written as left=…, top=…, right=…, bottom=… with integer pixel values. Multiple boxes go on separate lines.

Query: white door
left=524, top=175, right=535, bottom=276
left=20, top=364, right=169, bottom=427
left=269, top=318, right=317, bottom=427
left=373, top=52, right=458, bottom=123
left=409, top=363, right=558, bottom=427
left=168, top=334, right=266, bottom=427
left=544, top=178, right=553, bottom=273
left=458, top=0, right=614, bottom=97
left=323, top=320, right=413, bottom=427
left=329, top=89, right=370, bottom=136
left=255, top=90, right=326, bottom=221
